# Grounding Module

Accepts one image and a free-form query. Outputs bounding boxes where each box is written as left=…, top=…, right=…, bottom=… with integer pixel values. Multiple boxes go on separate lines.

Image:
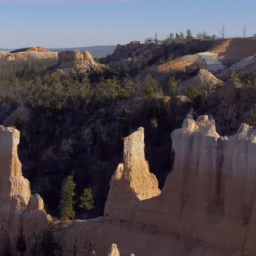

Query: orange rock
left=0, top=126, right=48, bottom=255
left=108, top=244, right=120, bottom=256
left=104, top=116, right=256, bottom=255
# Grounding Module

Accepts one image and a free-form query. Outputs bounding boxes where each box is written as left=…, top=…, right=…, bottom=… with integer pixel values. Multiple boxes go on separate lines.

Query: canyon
left=1, top=38, right=256, bottom=255
left=2, top=113, right=256, bottom=255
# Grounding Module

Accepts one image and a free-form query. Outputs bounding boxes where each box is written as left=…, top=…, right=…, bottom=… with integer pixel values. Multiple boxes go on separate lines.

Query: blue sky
left=0, top=0, right=256, bottom=49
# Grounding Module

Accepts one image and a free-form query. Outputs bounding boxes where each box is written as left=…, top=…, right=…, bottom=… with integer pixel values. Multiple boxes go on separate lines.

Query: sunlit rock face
left=58, top=50, right=94, bottom=62
left=104, top=116, right=256, bottom=255
left=0, top=126, right=48, bottom=256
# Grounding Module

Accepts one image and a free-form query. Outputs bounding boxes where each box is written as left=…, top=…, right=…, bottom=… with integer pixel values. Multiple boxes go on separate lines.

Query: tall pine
left=59, top=175, right=76, bottom=220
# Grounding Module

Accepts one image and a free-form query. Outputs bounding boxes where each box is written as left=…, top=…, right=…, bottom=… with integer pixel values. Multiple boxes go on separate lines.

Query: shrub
left=143, top=75, right=163, bottom=97
left=231, top=72, right=238, bottom=81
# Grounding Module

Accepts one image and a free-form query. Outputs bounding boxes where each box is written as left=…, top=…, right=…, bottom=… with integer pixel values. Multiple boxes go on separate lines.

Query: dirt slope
left=217, top=38, right=256, bottom=67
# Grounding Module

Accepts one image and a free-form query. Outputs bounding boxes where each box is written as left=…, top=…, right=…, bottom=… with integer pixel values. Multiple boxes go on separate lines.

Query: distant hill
left=10, top=47, right=30, bottom=53
left=3, top=45, right=117, bottom=58
left=0, top=48, right=12, bottom=52
left=47, top=45, right=117, bottom=58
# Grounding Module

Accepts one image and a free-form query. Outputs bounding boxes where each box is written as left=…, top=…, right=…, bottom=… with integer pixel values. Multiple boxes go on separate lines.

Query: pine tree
left=59, top=175, right=76, bottom=220
left=186, top=29, right=193, bottom=41
left=79, top=188, right=95, bottom=211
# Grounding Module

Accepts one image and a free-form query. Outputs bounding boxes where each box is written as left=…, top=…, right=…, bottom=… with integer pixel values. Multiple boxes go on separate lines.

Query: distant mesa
left=10, top=46, right=49, bottom=54
left=58, top=50, right=94, bottom=62
left=0, top=46, right=58, bottom=62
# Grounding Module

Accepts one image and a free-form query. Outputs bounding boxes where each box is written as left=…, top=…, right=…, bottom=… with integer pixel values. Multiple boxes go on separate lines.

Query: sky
left=0, top=0, right=256, bottom=49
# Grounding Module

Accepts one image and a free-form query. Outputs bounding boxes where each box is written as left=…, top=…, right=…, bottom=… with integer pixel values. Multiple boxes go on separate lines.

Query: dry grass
left=155, top=58, right=193, bottom=74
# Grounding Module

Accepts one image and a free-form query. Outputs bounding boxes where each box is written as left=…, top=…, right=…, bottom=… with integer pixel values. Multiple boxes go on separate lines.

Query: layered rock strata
left=0, top=47, right=57, bottom=62
left=105, top=115, right=256, bottom=255
left=0, top=126, right=48, bottom=255
left=2, top=111, right=256, bottom=255
left=58, top=50, right=94, bottom=62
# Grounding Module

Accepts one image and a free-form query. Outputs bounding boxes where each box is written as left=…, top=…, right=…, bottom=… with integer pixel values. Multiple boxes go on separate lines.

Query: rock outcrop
left=105, top=127, right=161, bottom=218
left=58, top=50, right=94, bottom=62
left=0, top=126, right=48, bottom=255
left=178, top=69, right=223, bottom=92
left=104, top=115, right=256, bottom=255
left=108, top=244, right=120, bottom=256
left=0, top=47, right=57, bottom=62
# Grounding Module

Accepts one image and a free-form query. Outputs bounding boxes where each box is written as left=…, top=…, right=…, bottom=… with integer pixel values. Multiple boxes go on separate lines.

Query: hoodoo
left=104, top=115, right=256, bottom=255
left=0, top=126, right=48, bottom=255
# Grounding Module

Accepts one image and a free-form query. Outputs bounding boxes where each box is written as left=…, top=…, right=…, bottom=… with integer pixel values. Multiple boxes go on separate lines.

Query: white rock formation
left=104, top=116, right=256, bottom=255
left=198, top=52, right=226, bottom=71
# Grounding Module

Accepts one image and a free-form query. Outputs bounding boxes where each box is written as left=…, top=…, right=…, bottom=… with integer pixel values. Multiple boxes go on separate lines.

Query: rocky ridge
left=0, top=47, right=58, bottom=62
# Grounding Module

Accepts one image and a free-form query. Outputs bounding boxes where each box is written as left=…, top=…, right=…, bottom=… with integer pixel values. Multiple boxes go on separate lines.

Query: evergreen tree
left=59, top=175, right=76, bottom=220
left=175, top=33, right=180, bottom=41
left=79, top=188, right=95, bottom=211
left=179, top=32, right=185, bottom=40
left=186, top=29, right=193, bottom=41
left=169, top=33, right=174, bottom=40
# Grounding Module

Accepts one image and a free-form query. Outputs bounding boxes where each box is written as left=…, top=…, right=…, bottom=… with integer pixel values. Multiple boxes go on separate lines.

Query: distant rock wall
left=0, top=126, right=48, bottom=256
left=0, top=47, right=58, bottom=62
left=58, top=50, right=94, bottom=62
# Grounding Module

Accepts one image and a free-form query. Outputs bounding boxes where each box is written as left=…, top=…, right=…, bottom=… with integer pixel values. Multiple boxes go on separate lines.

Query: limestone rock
left=108, top=244, right=120, bottom=256
left=58, top=50, right=94, bottom=63
left=178, top=69, right=223, bottom=92
left=27, top=194, right=44, bottom=211
left=58, top=50, right=83, bottom=61
left=198, top=52, right=226, bottom=71
left=0, top=125, right=48, bottom=255
left=103, top=116, right=256, bottom=255
left=83, top=50, right=93, bottom=61
left=105, top=127, right=161, bottom=218
left=0, top=47, right=57, bottom=62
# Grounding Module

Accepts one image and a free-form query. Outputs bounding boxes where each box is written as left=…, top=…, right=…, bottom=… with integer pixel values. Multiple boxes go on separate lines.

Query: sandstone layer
left=0, top=126, right=48, bottom=255
left=0, top=47, right=57, bottom=62
left=104, top=115, right=256, bottom=255
left=58, top=50, right=94, bottom=62
left=2, top=103, right=256, bottom=255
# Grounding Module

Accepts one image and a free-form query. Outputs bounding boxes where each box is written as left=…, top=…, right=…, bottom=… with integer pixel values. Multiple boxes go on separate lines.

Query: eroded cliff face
left=104, top=115, right=256, bottom=255
left=0, top=48, right=57, bottom=62
left=58, top=50, right=94, bottom=62
left=0, top=126, right=48, bottom=256
left=3, top=111, right=256, bottom=256
left=105, top=127, right=161, bottom=218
